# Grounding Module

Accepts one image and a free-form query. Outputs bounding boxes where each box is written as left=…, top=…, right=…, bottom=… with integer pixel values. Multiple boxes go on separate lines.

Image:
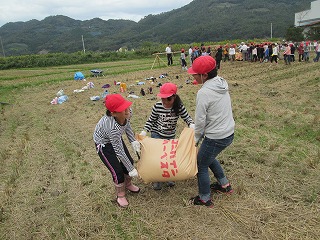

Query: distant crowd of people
left=165, top=40, right=320, bottom=70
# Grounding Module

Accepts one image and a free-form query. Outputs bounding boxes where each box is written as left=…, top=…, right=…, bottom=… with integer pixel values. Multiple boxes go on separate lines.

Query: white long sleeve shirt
left=93, top=114, right=136, bottom=172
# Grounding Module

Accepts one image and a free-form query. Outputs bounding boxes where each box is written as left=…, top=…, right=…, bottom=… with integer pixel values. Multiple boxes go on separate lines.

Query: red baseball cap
left=187, top=56, right=216, bottom=75
left=105, top=94, right=132, bottom=112
left=157, top=83, right=177, bottom=98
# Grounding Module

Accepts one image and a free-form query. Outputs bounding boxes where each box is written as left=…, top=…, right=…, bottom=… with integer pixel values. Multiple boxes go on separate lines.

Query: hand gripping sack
left=137, top=128, right=198, bottom=183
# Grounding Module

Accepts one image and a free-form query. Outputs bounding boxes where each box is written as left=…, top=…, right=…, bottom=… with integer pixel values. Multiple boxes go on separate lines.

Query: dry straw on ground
left=0, top=57, right=319, bottom=239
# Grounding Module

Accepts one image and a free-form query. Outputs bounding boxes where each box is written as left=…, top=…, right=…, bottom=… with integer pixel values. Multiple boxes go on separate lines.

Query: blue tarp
left=74, top=72, right=85, bottom=80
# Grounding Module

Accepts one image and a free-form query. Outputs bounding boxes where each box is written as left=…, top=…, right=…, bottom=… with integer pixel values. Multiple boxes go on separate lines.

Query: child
left=93, top=94, right=141, bottom=207
left=298, top=42, right=304, bottom=62
left=215, top=46, right=223, bottom=69
left=229, top=44, right=236, bottom=61
left=252, top=45, right=258, bottom=62
left=180, top=48, right=188, bottom=70
left=263, top=46, right=270, bottom=63
left=223, top=45, right=229, bottom=62
left=187, top=56, right=235, bottom=207
left=270, top=43, right=278, bottom=64
left=140, top=83, right=194, bottom=190
left=283, top=44, right=291, bottom=65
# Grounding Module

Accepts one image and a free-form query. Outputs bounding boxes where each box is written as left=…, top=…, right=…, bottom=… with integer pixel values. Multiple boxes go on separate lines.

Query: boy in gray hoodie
left=187, top=56, right=235, bottom=207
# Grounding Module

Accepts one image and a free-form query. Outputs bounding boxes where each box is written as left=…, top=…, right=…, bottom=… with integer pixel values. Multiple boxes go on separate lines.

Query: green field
left=0, top=56, right=319, bottom=239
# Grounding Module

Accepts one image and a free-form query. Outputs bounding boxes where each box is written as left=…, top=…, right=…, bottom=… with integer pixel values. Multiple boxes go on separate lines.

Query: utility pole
left=0, top=36, right=5, bottom=57
left=270, top=23, right=273, bottom=39
left=82, top=35, right=86, bottom=54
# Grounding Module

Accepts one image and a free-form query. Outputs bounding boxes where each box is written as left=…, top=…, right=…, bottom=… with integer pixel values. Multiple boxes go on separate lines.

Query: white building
left=295, top=0, right=320, bottom=27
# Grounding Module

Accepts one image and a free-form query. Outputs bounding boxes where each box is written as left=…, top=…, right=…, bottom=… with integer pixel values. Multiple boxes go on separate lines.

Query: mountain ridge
left=0, top=0, right=312, bottom=56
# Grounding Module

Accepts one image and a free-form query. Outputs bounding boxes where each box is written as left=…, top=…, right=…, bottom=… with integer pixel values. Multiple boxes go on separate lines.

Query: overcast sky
left=0, top=0, right=193, bottom=27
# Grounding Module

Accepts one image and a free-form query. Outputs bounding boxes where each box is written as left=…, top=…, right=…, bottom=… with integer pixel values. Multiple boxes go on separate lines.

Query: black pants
left=167, top=54, right=173, bottom=65
left=181, top=58, right=187, bottom=67
left=299, top=54, right=304, bottom=62
left=271, top=55, right=278, bottom=63
left=216, top=60, right=221, bottom=69
left=95, top=139, right=134, bottom=184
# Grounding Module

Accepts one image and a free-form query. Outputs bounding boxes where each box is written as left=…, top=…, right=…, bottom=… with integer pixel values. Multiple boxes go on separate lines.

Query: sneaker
left=167, top=181, right=175, bottom=187
left=189, top=195, right=213, bottom=208
left=152, top=182, right=162, bottom=190
left=210, top=182, right=234, bottom=194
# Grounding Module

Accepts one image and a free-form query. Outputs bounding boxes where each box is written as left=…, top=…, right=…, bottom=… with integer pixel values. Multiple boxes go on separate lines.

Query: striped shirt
left=93, top=113, right=136, bottom=172
left=144, top=101, right=194, bottom=138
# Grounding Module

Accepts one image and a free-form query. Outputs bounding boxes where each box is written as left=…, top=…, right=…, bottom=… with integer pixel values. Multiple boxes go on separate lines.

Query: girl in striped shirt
left=93, top=94, right=141, bottom=207
left=140, top=83, right=194, bottom=190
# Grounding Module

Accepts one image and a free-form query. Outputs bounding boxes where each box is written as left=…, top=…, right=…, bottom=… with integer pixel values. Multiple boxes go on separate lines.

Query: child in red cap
left=140, top=82, right=194, bottom=190
left=93, top=94, right=141, bottom=207
left=187, top=56, right=235, bottom=207
left=180, top=48, right=188, bottom=70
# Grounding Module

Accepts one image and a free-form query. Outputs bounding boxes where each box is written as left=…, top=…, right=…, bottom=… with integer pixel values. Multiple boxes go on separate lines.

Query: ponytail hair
left=172, top=94, right=182, bottom=115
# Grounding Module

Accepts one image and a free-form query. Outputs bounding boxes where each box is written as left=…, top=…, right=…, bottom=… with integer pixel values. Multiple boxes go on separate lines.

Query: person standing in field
left=180, top=48, right=188, bottom=70
left=290, top=43, right=296, bottom=62
left=263, top=46, right=270, bottom=63
left=283, top=43, right=291, bottom=65
left=248, top=43, right=253, bottom=61
left=257, top=44, right=264, bottom=63
left=165, top=44, right=173, bottom=66
left=206, top=46, right=212, bottom=56
left=270, top=43, right=278, bottom=64
left=191, top=46, right=200, bottom=63
left=313, top=41, right=320, bottom=62
left=252, top=45, right=258, bottom=62
left=93, top=94, right=141, bottom=208
left=298, top=42, right=304, bottom=62
left=313, top=40, right=318, bottom=54
left=223, top=45, right=229, bottom=62
left=215, top=46, right=223, bottom=69
left=303, top=42, right=310, bottom=62
left=201, top=46, right=207, bottom=56
left=313, top=40, right=318, bottom=52
left=140, top=82, right=194, bottom=190
left=229, top=44, right=236, bottom=61
left=187, top=56, right=235, bottom=207
left=188, top=46, right=193, bottom=66
left=240, top=42, right=248, bottom=61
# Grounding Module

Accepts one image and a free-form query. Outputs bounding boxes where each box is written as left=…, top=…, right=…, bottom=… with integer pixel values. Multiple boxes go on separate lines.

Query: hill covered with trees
left=0, top=0, right=312, bottom=56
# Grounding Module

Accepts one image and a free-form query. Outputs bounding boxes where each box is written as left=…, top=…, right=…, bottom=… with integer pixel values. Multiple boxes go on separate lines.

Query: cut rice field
left=0, top=56, right=319, bottom=239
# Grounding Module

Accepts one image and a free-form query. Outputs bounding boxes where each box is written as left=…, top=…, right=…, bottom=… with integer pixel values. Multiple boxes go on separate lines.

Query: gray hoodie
left=194, top=76, right=235, bottom=142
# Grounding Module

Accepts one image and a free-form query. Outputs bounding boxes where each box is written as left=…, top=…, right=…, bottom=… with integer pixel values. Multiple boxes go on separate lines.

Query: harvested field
left=0, top=57, right=319, bottom=239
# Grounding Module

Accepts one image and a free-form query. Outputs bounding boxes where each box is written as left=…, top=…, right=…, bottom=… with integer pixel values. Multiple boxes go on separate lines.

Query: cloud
left=0, top=0, right=193, bottom=27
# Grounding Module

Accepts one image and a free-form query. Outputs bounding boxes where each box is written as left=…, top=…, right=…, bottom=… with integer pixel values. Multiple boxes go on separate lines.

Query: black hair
left=172, top=94, right=183, bottom=115
left=106, top=110, right=112, bottom=116
left=207, top=68, right=218, bottom=79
